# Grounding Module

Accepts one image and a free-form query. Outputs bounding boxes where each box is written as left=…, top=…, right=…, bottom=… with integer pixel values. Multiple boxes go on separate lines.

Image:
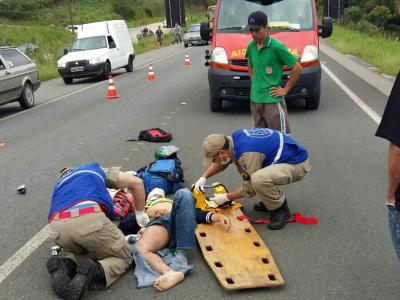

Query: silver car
left=0, top=46, right=40, bottom=109
left=184, top=24, right=208, bottom=48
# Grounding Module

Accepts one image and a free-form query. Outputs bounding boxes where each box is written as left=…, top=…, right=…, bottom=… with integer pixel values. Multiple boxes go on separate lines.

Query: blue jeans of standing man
left=388, top=184, right=400, bottom=259
left=145, top=188, right=196, bottom=249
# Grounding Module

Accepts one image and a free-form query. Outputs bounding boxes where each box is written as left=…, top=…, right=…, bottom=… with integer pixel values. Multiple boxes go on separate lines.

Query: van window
left=0, top=58, right=5, bottom=70
left=71, top=36, right=107, bottom=51
left=217, top=0, right=313, bottom=32
left=107, top=36, right=117, bottom=48
left=0, top=49, right=30, bottom=68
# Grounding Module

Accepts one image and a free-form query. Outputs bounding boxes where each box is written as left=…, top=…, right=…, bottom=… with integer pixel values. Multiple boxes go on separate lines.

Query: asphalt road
left=0, top=42, right=399, bottom=299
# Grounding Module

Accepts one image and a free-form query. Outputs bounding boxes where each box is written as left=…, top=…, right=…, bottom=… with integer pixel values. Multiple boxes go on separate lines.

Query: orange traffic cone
left=107, top=75, right=119, bottom=100
left=184, top=53, right=191, bottom=67
left=147, top=64, right=156, bottom=81
left=0, top=140, right=5, bottom=149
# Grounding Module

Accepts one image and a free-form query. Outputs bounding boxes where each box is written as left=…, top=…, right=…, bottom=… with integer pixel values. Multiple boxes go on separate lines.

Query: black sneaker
left=268, top=200, right=291, bottom=230
left=253, top=201, right=273, bottom=213
left=46, top=257, right=77, bottom=299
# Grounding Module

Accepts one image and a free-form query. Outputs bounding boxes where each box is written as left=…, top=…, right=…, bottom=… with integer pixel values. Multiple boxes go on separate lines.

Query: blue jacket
left=231, top=129, right=308, bottom=167
left=48, top=162, right=114, bottom=221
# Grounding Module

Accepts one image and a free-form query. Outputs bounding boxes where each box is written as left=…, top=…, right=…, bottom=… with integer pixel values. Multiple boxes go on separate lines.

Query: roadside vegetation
left=0, top=0, right=215, bottom=81
left=319, top=0, right=400, bottom=76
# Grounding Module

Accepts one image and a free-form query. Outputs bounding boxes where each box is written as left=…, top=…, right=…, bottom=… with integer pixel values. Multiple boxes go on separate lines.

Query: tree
left=66, top=0, right=75, bottom=32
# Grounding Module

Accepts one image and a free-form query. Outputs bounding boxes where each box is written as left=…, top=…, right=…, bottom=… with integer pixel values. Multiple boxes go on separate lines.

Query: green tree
left=367, top=5, right=392, bottom=27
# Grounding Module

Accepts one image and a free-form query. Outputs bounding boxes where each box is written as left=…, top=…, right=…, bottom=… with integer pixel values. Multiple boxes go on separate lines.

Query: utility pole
left=397, top=0, right=400, bottom=15
left=66, top=0, right=75, bottom=33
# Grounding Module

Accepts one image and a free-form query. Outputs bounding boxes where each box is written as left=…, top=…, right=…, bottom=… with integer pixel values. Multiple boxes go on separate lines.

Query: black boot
left=253, top=201, right=274, bottom=212
left=268, top=200, right=291, bottom=230
left=47, top=257, right=77, bottom=298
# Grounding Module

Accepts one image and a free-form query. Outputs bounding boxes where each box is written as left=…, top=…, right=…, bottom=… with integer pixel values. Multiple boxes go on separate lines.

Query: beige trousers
left=251, top=159, right=312, bottom=210
left=49, top=212, right=132, bottom=287
left=250, top=101, right=291, bottom=134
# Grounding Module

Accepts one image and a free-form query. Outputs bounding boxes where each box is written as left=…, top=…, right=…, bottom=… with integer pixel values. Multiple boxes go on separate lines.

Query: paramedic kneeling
left=46, top=162, right=149, bottom=300
left=194, top=128, right=311, bottom=230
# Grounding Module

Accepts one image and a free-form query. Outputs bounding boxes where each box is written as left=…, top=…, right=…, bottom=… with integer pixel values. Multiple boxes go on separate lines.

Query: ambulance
left=200, top=0, right=332, bottom=111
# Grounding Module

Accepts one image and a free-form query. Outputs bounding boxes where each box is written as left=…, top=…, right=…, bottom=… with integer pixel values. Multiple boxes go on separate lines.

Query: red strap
left=237, top=212, right=319, bottom=225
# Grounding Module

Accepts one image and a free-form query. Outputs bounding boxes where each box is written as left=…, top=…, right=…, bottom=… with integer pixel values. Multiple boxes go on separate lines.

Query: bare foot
left=153, top=271, right=184, bottom=291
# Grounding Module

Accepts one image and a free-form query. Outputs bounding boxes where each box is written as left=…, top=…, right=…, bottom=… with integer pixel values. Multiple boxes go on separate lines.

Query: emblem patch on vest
left=243, top=128, right=273, bottom=138
left=241, top=172, right=251, bottom=181
left=266, top=66, right=273, bottom=74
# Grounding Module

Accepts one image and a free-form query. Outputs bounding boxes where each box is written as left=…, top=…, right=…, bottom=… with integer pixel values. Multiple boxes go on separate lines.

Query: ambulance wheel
left=305, top=90, right=320, bottom=110
left=102, top=61, right=111, bottom=80
left=209, top=94, right=222, bottom=112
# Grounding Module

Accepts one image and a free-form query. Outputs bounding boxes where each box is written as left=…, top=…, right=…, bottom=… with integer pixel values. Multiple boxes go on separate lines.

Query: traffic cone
left=0, top=140, right=5, bottom=148
left=184, top=53, right=191, bottom=67
left=147, top=64, right=156, bottom=81
left=107, top=75, right=119, bottom=100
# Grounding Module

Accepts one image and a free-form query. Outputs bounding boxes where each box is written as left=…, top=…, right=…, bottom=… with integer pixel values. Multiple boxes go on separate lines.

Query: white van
left=57, top=20, right=134, bottom=84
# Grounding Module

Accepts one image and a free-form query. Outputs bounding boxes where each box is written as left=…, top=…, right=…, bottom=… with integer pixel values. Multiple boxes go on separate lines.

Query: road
left=0, top=42, right=399, bottom=299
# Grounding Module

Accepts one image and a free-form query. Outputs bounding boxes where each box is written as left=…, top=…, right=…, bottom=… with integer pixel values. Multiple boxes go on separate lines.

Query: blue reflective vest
left=231, top=129, right=308, bottom=167
left=48, top=162, right=114, bottom=221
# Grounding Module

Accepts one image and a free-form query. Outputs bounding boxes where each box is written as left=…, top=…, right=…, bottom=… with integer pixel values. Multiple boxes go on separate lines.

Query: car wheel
left=63, top=77, right=73, bottom=84
left=125, top=56, right=133, bottom=72
left=19, top=83, right=35, bottom=109
left=102, top=61, right=111, bottom=80
left=184, top=43, right=188, bottom=48
left=209, top=93, right=222, bottom=112
left=305, top=90, right=320, bottom=110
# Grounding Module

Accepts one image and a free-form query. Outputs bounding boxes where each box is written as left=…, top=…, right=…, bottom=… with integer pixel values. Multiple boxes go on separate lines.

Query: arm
left=116, top=171, right=146, bottom=211
left=388, top=143, right=400, bottom=204
left=270, top=62, right=302, bottom=97
left=234, top=152, right=265, bottom=198
left=202, top=162, right=223, bottom=179
left=196, top=209, right=231, bottom=231
left=248, top=64, right=254, bottom=81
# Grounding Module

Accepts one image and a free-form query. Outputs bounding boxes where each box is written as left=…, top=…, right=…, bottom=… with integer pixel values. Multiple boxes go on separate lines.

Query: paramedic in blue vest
left=194, top=128, right=312, bottom=230
left=46, top=162, right=150, bottom=300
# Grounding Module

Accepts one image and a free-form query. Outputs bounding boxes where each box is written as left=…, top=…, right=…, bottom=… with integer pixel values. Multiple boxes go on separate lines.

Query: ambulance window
left=107, top=36, right=116, bottom=48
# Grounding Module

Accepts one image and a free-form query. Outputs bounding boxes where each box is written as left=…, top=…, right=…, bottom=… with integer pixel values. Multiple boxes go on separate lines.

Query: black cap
left=247, top=11, right=268, bottom=29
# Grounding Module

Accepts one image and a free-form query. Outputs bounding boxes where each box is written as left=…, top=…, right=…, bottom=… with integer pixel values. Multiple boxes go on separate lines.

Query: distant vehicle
left=58, top=20, right=135, bottom=84
left=0, top=46, right=41, bottom=109
left=16, top=43, right=39, bottom=55
left=183, top=24, right=208, bottom=48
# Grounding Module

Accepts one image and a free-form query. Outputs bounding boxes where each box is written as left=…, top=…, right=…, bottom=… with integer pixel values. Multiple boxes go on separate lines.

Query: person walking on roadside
left=46, top=162, right=149, bottom=300
left=194, top=128, right=312, bottom=230
left=156, top=26, right=164, bottom=47
left=375, top=71, right=400, bottom=259
left=246, top=11, right=302, bottom=133
left=173, top=23, right=182, bottom=44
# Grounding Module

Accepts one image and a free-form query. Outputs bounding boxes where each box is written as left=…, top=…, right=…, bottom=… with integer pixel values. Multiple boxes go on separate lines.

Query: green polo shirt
left=246, top=35, right=297, bottom=104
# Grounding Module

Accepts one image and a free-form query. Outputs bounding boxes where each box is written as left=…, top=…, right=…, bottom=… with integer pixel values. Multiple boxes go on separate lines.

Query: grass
left=326, top=24, right=400, bottom=76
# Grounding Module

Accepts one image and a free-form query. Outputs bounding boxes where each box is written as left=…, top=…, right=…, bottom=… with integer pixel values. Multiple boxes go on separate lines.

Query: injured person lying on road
left=125, top=187, right=231, bottom=291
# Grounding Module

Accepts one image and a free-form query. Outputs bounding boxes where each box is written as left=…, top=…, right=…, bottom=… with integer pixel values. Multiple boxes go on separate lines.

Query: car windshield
left=217, top=0, right=314, bottom=32
left=71, top=36, right=107, bottom=51
left=188, top=25, right=200, bottom=32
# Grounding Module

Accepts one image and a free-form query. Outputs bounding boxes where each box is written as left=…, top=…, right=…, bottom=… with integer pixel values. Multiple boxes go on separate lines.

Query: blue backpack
left=136, top=159, right=184, bottom=194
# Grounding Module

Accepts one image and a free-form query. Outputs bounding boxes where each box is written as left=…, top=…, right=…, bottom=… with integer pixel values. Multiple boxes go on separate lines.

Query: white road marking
left=0, top=47, right=190, bottom=285
left=321, top=64, right=382, bottom=125
left=0, top=225, right=49, bottom=285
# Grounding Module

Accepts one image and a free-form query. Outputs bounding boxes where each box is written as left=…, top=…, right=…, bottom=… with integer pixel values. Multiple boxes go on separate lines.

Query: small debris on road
left=17, top=184, right=26, bottom=194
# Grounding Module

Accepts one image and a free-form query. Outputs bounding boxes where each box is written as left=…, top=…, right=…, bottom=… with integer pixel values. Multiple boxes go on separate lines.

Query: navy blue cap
left=247, top=11, right=268, bottom=29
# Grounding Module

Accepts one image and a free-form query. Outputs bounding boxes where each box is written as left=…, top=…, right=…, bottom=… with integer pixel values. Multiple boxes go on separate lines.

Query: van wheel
left=102, top=62, right=111, bottom=80
left=210, top=94, right=222, bottom=112
left=184, top=43, right=188, bottom=48
left=63, top=77, right=73, bottom=84
left=19, top=83, right=35, bottom=109
left=125, top=56, right=133, bottom=72
left=305, top=90, right=320, bottom=110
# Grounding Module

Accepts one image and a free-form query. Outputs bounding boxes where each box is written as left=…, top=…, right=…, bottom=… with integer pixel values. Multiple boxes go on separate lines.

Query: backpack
left=138, top=128, right=172, bottom=143
left=137, top=158, right=184, bottom=194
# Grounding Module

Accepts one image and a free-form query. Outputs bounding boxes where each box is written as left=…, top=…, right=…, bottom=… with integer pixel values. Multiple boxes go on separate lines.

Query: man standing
left=375, top=72, right=400, bottom=259
left=194, top=128, right=311, bottom=230
left=156, top=26, right=164, bottom=47
left=174, top=23, right=182, bottom=44
left=246, top=11, right=302, bottom=133
left=46, top=162, right=149, bottom=299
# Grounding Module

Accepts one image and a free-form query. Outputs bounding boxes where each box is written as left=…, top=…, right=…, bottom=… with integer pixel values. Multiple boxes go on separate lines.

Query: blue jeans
left=388, top=184, right=400, bottom=259
left=145, top=188, right=196, bottom=249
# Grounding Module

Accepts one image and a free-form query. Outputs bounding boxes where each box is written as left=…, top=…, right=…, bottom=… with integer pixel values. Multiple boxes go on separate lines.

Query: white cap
left=146, top=188, right=165, bottom=203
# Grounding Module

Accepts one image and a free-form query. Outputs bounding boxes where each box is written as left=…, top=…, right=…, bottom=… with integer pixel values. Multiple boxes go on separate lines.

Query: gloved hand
left=210, top=193, right=229, bottom=206
left=135, top=210, right=150, bottom=227
left=194, top=177, right=207, bottom=192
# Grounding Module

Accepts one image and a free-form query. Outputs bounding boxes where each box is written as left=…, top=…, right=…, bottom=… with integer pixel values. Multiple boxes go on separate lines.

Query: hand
left=135, top=210, right=150, bottom=227
left=269, top=86, right=288, bottom=97
left=194, top=177, right=207, bottom=192
left=210, top=193, right=229, bottom=205
left=211, top=214, right=231, bottom=231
